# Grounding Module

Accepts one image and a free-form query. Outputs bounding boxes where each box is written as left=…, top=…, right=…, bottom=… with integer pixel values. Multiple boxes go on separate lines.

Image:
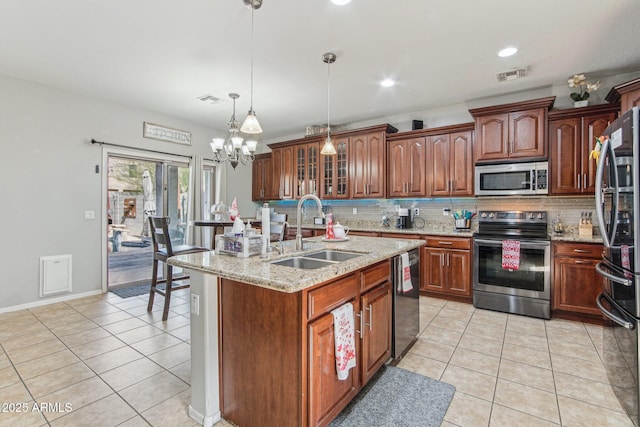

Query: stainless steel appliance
left=473, top=211, right=551, bottom=319
left=595, top=107, right=640, bottom=426
left=391, top=248, right=420, bottom=361
left=396, top=208, right=412, bottom=229
left=475, top=161, right=549, bottom=196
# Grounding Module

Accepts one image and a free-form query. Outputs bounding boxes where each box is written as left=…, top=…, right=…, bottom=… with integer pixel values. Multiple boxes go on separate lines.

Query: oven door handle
left=595, top=261, right=632, bottom=287
left=596, top=293, right=634, bottom=330
left=474, top=238, right=549, bottom=249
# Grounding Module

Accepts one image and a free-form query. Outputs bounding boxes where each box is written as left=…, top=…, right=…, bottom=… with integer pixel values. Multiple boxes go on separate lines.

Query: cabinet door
left=308, top=310, right=359, bottom=427
left=549, top=118, right=582, bottom=194
left=449, top=131, right=474, bottom=196
left=582, top=113, right=616, bottom=193
left=509, top=108, right=546, bottom=159
left=252, top=157, right=265, bottom=201
left=350, top=134, right=368, bottom=198
left=360, top=282, right=391, bottom=386
left=622, top=89, right=640, bottom=113
left=320, top=137, right=349, bottom=199
left=447, top=250, right=471, bottom=297
left=307, top=143, right=320, bottom=197
left=387, top=140, right=407, bottom=197
left=475, top=113, right=509, bottom=162
left=421, top=247, right=446, bottom=292
left=263, top=155, right=274, bottom=199
left=429, top=134, right=450, bottom=196
left=279, top=146, right=295, bottom=200
left=295, top=145, right=307, bottom=198
left=407, top=138, right=426, bottom=197
left=552, top=257, right=603, bottom=315
left=366, top=132, right=386, bottom=198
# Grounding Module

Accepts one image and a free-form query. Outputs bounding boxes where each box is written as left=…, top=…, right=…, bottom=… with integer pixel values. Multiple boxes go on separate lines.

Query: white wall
left=0, top=74, right=222, bottom=310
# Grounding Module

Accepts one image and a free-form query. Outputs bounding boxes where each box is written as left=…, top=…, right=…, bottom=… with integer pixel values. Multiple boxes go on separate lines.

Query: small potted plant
left=568, top=74, right=601, bottom=107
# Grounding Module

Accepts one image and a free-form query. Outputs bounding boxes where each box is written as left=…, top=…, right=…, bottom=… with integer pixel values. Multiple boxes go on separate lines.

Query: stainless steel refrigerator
left=595, top=106, right=640, bottom=426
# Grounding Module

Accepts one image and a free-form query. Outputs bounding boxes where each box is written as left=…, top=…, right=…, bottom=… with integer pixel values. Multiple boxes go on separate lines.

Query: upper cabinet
left=272, top=146, right=294, bottom=200
left=387, top=137, right=427, bottom=198
left=548, top=104, right=619, bottom=195
left=294, top=142, right=320, bottom=198
left=350, top=130, right=387, bottom=198
left=606, top=77, right=640, bottom=114
left=320, top=136, right=349, bottom=199
left=428, top=128, right=474, bottom=197
left=251, top=153, right=272, bottom=201
left=470, top=97, right=555, bottom=163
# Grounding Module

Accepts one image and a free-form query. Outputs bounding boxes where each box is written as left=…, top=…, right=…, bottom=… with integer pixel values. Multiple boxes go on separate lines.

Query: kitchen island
left=168, top=235, right=425, bottom=427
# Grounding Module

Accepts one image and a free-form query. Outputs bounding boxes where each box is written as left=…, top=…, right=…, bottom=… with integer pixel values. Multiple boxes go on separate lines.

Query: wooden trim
left=605, top=78, right=640, bottom=103
left=386, top=122, right=475, bottom=141
left=469, top=96, right=556, bottom=117
left=267, top=124, right=397, bottom=149
left=548, top=103, right=620, bottom=120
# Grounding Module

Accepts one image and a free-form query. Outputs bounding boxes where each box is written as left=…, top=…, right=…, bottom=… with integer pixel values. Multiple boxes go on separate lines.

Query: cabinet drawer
left=307, top=275, right=357, bottom=321
left=425, top=236, right=471, bottom=250
left=379, top=233, right=421, bottom=239
left=361, top=261, right=391, bottom=292
left=553, top=242, right=602, bottom=258
left=349, top=231, right=380, bottom=237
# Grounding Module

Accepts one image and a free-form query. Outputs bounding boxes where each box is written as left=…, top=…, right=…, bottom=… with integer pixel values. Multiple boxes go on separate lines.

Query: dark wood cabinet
left=320, top=136, right=349, bottom=199
left=387, top=137, right=426, bottom=198
left=360, top=281, right=391, bottom=386
left=470, top=97, right=555, bottom=163
left=552, top=242, right=604, bottom=318
left=427, top=130, right=474, bottom=197
left=251, top=153, right=274, bottom=201
left=421, top=236, right=471, bottom=298
left=549, top=104, right=618, bottom=195
left=350, top=131, right=386, bottom=198
left=606, top=77, right=640, bottom=114
left=272, top=146, right=295, bottom=200
left=295, top=142, right=320, bottom=198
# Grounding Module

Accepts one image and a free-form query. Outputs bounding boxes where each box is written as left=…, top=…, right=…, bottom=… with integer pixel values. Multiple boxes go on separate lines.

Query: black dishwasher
left=391, top=248, right=420, bottom=361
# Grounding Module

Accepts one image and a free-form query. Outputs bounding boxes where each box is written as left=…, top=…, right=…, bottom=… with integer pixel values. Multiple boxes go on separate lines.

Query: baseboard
left=0, top=290, right=103, bottom=314
left=189, top=405, right=220, bottom=427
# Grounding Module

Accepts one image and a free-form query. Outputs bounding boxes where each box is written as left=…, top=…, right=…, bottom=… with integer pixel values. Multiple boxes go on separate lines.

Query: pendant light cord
left=327, top=58, right=331, bottom=137
left=249, top=6, right=255, bottom=111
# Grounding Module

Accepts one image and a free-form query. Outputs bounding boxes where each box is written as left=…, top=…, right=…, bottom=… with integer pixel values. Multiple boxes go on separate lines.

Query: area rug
left=109, top=283, right=160, bottom=298
left=329, top=365, right=455, bottom=427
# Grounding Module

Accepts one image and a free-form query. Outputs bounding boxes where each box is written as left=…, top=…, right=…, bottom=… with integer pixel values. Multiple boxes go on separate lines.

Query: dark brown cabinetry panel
left=387, top=137, right=427, bottom=197
left=421, top=236, right=471, bottom=298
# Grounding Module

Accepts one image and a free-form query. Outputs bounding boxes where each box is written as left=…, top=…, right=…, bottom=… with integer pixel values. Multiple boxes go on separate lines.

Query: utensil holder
left=455, top=219, right=470, bottom=229
left=579, top=222, right=593, bottom=237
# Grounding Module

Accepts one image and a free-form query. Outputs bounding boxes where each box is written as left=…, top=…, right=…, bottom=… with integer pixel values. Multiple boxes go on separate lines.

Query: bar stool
left=147, top=216, right=209, bottom=321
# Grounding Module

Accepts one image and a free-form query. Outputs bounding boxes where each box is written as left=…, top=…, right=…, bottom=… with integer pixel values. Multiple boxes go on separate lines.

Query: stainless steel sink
left=270, top=257, right=335, bottom=269
left=269, top=250, right=364, bottom=269
left=304, top=250, right=363, bottom=262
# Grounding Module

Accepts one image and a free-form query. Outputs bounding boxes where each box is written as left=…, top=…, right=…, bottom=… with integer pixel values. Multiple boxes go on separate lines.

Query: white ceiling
left=2, top=0, right=640, bottom=141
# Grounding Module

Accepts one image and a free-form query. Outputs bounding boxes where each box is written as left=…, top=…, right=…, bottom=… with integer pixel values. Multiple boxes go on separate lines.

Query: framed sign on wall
left=143, top=122, right=192, bottom=145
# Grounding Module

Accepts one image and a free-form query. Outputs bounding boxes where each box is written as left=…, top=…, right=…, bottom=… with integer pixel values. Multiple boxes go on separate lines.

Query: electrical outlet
left=443, top=208, right=451, bottom=216
left=191, top=294, right=200, bottom=316
left=413, top=208, right=420, bottom=216
left=84, top=210, right=95, bottom=220
left=352, top=208, right=358, bottom=215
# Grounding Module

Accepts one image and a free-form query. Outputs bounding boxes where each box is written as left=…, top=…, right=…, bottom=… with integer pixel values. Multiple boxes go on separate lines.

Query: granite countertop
left=550, top=233, right=603, bottom=244
left=297, top=223, right=475, bottom=238
left=168, top=235, right=425, bottom=293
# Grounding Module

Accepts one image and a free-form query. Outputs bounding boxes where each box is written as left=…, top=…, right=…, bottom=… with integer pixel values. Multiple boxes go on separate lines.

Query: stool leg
left=162, top=264, right=173, bottom=321
left=148, top=258, right=158, bottom=312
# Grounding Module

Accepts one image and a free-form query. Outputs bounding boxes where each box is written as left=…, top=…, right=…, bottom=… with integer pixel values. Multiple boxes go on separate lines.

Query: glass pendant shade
left=241, top=111, right=262, bottom=134
left=245, top=139, right=258, bottom=152
left=321, top=136, right=337, bottom=155
left=211, top=138, right=225, bottom=151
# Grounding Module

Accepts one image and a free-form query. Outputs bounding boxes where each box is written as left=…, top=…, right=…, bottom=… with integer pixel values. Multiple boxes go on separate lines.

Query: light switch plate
left=84, top=210, right=95, bottom=220
left=191, top=294, right=200, bottom=315
left=353, top=208, right=358, bottom=215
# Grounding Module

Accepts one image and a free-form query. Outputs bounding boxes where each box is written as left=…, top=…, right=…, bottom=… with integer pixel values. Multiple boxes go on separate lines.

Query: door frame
left=101, top=147, right=197, bottom=292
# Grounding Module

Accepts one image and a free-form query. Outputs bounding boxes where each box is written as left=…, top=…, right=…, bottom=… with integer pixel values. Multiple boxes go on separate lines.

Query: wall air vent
left=496, top=68, right=528, bottom=82
left=197, top=94, right=222, bottom=104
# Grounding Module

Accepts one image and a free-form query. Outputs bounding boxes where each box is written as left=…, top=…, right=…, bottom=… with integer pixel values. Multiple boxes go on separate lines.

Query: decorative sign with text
left=143, top=122, right=191, bottom=145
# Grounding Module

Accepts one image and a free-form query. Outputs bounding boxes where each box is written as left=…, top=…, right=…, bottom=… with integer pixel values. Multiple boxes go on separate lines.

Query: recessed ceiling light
left=498, top=47, right=518, bottom=58
left=380, top=78, right=395, bottom=88
left=331, top=0, right=352, bottom=5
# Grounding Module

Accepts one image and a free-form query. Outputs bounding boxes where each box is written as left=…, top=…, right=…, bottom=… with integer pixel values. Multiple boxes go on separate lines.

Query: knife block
left=578, top=222, right=593, bottom=237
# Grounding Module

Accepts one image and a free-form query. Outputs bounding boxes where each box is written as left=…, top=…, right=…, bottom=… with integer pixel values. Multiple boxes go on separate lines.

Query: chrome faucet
left=296, top=194, right=324, bottom=250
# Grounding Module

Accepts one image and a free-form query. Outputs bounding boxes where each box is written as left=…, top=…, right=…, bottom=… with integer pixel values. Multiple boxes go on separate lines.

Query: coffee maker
left=396, top=208, right=412, bottom=229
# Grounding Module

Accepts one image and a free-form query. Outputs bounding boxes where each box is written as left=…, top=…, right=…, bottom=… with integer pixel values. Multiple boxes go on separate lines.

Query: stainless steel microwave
left=475, top=161, right=549, bottom=196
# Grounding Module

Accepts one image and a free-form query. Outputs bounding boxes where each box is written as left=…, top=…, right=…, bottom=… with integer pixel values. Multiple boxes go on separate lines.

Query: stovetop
left=475, top=210, right=549, bottom=240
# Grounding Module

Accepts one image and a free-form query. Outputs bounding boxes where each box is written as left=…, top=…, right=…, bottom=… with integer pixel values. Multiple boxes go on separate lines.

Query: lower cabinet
left=552, top=242, right=603, bottom=317
left=308, top=261, right=391, bottom=427
left=421, top=236, right=472, bottom=298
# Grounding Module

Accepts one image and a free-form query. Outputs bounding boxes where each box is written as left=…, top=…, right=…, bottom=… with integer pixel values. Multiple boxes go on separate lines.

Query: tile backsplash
left=259, top=196, right=598, bottom=236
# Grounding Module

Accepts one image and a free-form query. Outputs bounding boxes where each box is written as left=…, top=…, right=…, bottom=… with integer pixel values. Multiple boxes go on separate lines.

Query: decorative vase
left=573, top=100, right=589, bottom=108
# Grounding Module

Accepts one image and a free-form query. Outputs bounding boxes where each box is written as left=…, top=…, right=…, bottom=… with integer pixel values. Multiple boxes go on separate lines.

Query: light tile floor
left=0, top=292, right=634, bottom=426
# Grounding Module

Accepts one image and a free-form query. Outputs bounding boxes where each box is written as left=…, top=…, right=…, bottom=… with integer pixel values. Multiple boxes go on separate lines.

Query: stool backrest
left=148, top=216, right=174, bottom=256
left=270, top=213, right=288, bottom=242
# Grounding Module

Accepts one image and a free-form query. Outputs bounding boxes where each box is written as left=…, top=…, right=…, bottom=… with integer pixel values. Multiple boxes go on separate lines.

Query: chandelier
left=210, top=93, right=257, bottom=169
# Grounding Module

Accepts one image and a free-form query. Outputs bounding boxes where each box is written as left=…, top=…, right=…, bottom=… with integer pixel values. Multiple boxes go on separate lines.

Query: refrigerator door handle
left=596, top=292, right=635, bottom=330
left=596, top=261, right=632, bottom=287
left=594, top=136, right=619, bottom=248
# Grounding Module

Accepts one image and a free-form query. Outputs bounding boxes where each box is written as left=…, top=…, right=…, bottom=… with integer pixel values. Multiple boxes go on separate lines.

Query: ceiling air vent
left=496, top=68, right=528, bottom=82
left=197, top=94, right=222, bottom=104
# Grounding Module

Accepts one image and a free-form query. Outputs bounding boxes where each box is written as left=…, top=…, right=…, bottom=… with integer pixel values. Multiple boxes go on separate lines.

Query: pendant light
left=320, top=52, right=337, bottom=155
left=240, top=0, right=263, bottom=134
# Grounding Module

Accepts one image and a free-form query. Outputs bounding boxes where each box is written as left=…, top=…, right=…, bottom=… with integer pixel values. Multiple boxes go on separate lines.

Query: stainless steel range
left=473, top=210, right=551, bottom=319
